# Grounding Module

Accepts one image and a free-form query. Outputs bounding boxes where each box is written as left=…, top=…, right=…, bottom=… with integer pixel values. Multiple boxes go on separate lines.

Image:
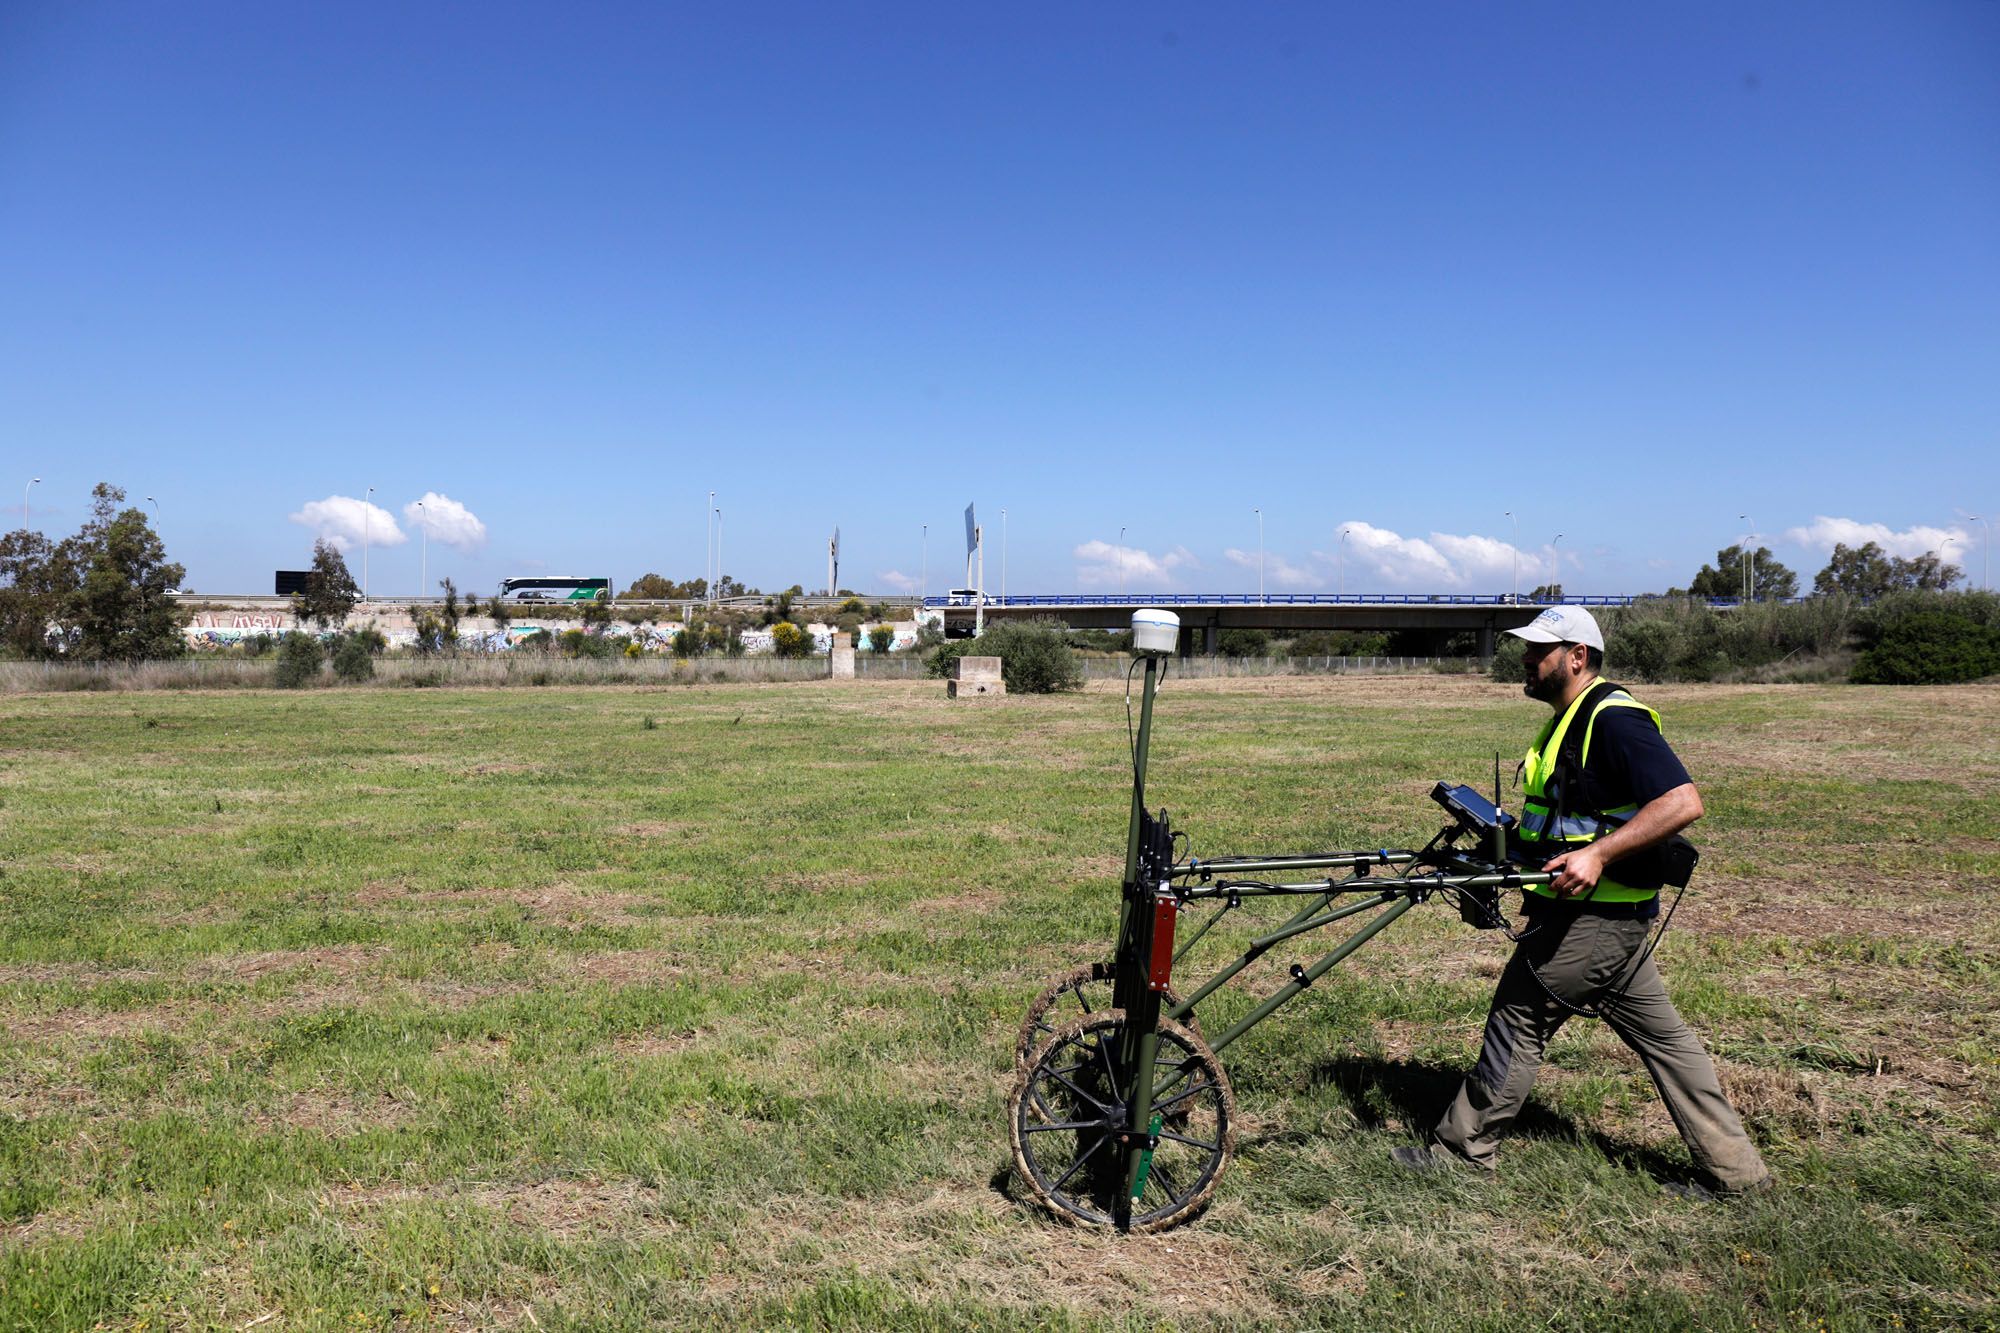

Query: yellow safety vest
left=1519, top=681, right=1662, bottom=905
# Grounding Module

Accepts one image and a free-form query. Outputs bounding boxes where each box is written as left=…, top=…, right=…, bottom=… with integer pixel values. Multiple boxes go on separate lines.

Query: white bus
left=500, top=577, right=610, bottom=603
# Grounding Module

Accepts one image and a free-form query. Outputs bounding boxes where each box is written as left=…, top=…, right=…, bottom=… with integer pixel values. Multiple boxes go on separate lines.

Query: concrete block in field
left=947, top=655, right=1005, bottom=698
left=830, top=632, right=856, bottom=680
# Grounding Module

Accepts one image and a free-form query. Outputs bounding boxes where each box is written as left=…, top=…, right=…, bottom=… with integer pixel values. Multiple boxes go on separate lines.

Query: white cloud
left=1323, top=520, right=1529, bottom=592
left=288, top=495, right=407, bottom=553
left=1782, top=515, right=1967, bottom=561
left=403, top=492, right=488, bottom=553
left=1073, top=539, right=1198, bottom=590
left=877, top=569, right=918, bottom=593
left=1222, top=547, right=1317, bottom=589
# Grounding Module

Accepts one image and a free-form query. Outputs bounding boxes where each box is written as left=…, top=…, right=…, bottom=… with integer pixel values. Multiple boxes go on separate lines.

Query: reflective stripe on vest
left=1520, top=683, right=1661, bottom=904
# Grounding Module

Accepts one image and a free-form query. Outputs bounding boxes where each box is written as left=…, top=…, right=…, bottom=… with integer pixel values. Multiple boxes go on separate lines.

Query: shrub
left=1488, top=637, right=1526, bottom=683
left=1216, top=628, right=1271, bottom=657
left=1068, top=628, right=1133, bottom=654
left=273, top=632, right=324, bottom=688
left=868, top=625, right=894, bottom=654
left=771, top=622, right=812, bottom=658
left=240, top=633, right=275, bottom=658
left=1612, top=619, right=1681, bottom=684
left=838, top=597, right=866, bottom=615
left=1290, top=629, right=1392, bottom=658
left=1851, top=594, right=2000, bottom=684
left=1594, top=596, right=1869, bottom=683
left=924, top=638, right=975, bottom=679
left=926, top=618, right=1083, bottom=693
left=330, top=634, right=375, bottom=683
left=559, top=629, right=615, bottom=659
left=990, top=619, right=1086, bottom=693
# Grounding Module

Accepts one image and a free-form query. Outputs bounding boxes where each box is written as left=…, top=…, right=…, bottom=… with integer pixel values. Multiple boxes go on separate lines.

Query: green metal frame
left=1086, top=654, right=1554, bottom=1231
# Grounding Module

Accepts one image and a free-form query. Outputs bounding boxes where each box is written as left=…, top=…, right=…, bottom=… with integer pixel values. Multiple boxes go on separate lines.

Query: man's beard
left=1523, top=654, right=1569, bottom=703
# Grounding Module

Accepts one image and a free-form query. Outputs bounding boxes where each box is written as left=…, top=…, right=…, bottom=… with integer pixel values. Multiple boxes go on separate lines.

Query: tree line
left=0, top=485, right=1980, bottom=667
left=0, top=484, right=186, bottom=660
left=1671, top=542, right=1961, bottom=601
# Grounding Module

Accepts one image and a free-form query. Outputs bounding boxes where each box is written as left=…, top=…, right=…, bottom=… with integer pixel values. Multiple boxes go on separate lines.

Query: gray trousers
left=1434, top=908, right=1769, bottom=1191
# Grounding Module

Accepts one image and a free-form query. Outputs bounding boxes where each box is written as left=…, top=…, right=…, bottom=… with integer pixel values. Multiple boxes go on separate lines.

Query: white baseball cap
left=1506, top=605, right=1604, bottom=653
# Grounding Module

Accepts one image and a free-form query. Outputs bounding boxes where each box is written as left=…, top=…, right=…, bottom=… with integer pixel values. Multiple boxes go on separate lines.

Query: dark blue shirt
left=1580, top=698, right=1693, bottom=811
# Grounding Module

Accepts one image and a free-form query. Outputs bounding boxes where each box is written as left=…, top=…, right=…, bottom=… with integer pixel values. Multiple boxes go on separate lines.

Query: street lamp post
left=364, top=486, right=373, bottom=602
left=1001, top=508, right=1007, bottom=603
left=25, top=477, right=38, bottom=523
left=1738, top=514, right=1756, bottom=602
left=1974, top=515, right=1989, bottom=590
left=1550, top=533, right=1562, bottom=599
left=707, top=490, right=716, bottom=605
left=1938, top=535, right=1964, bottom=588
left=416, top=501, right=427, bottom=599
left=1255, top=508, right=1264, bottom=602
left=920, top=523, right=927, bottom=608
left=714, top=509, right=723, bottom=600
left=1118, top=526, right=1127, bottom=599
left=1504, top=511, right=1518, bottom=602
left=1339, top=527, right=1351, bottom=598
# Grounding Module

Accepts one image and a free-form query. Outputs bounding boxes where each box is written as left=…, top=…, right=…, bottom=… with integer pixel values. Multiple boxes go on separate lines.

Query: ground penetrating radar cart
left=1006, top=612, right=1557, bottom=1233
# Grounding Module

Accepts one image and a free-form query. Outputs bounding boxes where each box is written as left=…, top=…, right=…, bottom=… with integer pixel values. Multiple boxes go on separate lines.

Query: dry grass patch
left=470, top=1177, right=673, bottom=1241
left=548, top=948, right=688, bottom=987
left=609, top=1031, right=705, bottom=1059
left=185, top=945, right=396, bottom=985
left=318, top=1174, right=676, bottom=1242
left=456, top=882, right=662, bottom=928
left=1675, top=879, right=1974, bottom=941
left=253, top=1087, right=419, bottom=1136
left=613, top=820, right=693, bottom=839
left=0, top=1062, right=100, bottom=1118
left=751, top=1185, right=1291, bottom=1322
left=0, top=961, right=165, bottom=986
left=1716, top=1063, right=1828, bottom=1138
left=907, top=888, right=1008, bottom=918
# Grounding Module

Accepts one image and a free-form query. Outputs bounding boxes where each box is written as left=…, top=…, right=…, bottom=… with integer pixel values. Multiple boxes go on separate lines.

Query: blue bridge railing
left=923, top=593, right=1804, bottom=610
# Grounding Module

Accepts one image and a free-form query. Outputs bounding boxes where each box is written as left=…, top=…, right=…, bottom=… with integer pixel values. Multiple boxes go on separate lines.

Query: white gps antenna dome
left=1131, top=608, right=1180, bottom=656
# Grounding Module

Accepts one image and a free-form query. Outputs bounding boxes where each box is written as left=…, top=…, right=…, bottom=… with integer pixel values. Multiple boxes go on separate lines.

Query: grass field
left=2, top=675, right=1996, bottom=1331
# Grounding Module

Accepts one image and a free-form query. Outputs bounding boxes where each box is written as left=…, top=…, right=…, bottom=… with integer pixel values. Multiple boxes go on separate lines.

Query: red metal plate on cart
left=1147, top=897, right=1178, bottom=992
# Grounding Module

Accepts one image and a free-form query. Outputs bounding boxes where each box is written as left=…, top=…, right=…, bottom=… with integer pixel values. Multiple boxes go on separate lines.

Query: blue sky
left=3, top=3, right=1996, bottom=598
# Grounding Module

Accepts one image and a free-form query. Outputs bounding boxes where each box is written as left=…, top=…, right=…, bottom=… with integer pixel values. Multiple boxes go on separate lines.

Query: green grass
left=2, top=676, right=1997, bottom=1330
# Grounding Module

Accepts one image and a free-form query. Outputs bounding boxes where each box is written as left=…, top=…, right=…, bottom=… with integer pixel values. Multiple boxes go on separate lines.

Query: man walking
left=1394, top=606, right=1770, bottom=1197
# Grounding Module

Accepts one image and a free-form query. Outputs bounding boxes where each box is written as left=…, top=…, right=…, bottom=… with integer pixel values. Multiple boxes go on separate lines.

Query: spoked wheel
left=1008, top=1010, right=1234, bottom=1234
left=1014, top=962, right=1201, bottom=1070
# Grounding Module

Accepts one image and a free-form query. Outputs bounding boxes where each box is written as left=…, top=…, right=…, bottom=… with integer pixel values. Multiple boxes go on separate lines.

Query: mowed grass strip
left=1, top=677, right=1996, bottom=1331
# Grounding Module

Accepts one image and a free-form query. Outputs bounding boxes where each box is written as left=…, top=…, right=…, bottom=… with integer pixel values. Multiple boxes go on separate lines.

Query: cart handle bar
left=1184, top=850, right=1417, bottom=879
left=1178, top=867, right=1554, bottom=902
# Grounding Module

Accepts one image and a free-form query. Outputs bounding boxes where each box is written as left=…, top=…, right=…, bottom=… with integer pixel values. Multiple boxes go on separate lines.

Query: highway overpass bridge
left=927, top=593, right=1669, bottom=657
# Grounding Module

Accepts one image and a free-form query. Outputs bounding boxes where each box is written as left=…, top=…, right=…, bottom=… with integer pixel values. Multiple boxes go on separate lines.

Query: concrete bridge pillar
left=1478, top=624, right=1495, bottom=660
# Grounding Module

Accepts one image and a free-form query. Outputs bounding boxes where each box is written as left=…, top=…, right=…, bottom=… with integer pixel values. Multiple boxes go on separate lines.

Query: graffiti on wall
left=181, top=616, right=922, bottom=656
